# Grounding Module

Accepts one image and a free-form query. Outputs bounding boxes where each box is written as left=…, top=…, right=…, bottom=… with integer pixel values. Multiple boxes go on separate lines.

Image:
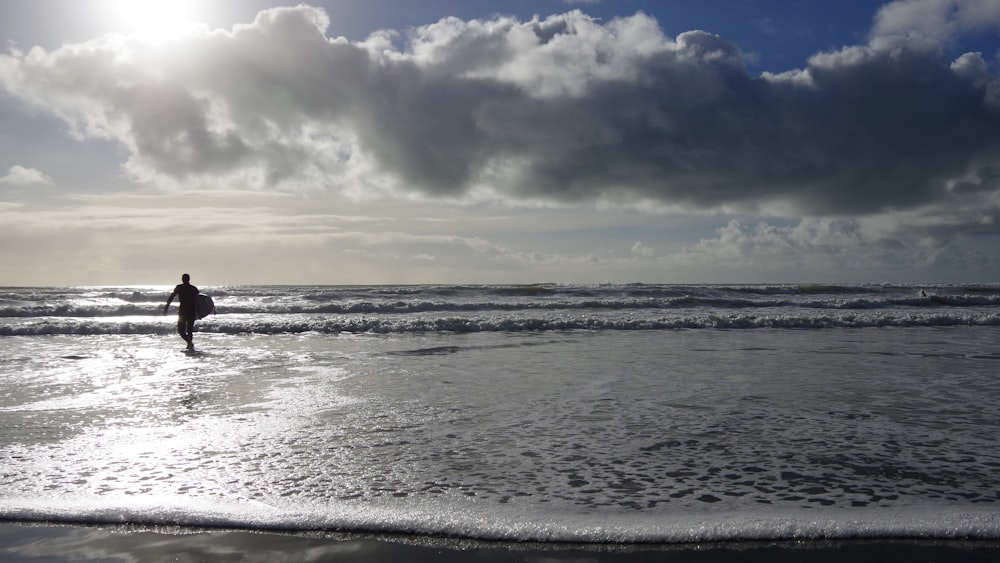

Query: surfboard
left=195, top=293, right=215, bottom=320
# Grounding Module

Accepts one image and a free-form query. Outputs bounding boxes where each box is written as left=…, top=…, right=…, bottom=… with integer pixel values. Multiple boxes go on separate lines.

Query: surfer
left=164, top=273, right=199, bottom=351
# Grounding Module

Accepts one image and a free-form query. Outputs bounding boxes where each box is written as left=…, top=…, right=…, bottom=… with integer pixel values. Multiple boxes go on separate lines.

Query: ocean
left=1, top=283, right=999, bottom=549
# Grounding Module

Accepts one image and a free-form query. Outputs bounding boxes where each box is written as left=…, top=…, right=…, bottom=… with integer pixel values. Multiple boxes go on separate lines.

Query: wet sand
left=1, top=523, right=999, bottom=562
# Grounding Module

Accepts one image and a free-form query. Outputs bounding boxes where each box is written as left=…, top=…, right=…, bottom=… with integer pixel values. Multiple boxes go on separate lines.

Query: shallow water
left=2, top=324, right=999, bottom=542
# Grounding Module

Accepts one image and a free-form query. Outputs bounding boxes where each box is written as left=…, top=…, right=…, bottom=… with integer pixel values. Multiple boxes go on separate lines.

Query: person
left=164, top=273, right=199, bottom=351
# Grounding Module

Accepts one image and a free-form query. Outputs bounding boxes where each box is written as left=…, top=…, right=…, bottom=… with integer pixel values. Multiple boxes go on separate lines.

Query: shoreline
left=2, top=523, right=999, bottom=562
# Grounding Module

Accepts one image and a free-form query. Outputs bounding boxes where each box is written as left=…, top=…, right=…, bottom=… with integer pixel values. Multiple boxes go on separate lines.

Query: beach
left=1, top=284, right=999, bottom=557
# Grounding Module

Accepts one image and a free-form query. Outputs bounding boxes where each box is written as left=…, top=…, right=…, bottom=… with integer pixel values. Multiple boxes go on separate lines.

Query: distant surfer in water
left=164, top=273, right=199, bottom=351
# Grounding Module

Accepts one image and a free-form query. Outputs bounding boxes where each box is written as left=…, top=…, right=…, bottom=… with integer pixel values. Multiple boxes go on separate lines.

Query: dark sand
left=1, top=523, right=999, bottom=562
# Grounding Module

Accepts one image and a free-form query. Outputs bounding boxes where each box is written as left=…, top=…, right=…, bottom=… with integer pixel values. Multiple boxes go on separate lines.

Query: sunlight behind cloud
left=0, top=1, right=999, bottom=284
left=107, top=0, right=199, bottom=43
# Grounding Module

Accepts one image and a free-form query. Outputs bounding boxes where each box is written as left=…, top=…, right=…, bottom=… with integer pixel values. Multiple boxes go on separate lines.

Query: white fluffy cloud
left=0, top=165, right=53, bottom=186
left=630, top=241, right=655, bottom=257
left=0, top=1, right=998, bottom=237
left=870, top=0, right=1000, bottom=51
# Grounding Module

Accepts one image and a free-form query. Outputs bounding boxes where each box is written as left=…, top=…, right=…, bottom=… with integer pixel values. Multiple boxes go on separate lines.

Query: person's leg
left=177, top=317, right=194, bottom=346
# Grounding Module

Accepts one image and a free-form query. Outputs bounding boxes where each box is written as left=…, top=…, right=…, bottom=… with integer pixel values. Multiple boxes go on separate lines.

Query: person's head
left=182, top=273, right=190, bottom=283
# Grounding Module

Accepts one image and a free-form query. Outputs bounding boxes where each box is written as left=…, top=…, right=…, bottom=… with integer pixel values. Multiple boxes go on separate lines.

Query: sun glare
left=109, top=0, right=198, bottom=42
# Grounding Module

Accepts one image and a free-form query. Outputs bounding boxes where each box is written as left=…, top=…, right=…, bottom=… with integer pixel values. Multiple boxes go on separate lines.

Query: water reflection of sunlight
left=3, top=333, right=366, bottom=508
left=24, top=336, right=236, bottom=498
left=11, top=336, right=215, bottom=417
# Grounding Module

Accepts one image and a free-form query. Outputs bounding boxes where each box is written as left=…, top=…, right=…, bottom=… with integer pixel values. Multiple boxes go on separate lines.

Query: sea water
left=1, top=284, right=999, bottom=543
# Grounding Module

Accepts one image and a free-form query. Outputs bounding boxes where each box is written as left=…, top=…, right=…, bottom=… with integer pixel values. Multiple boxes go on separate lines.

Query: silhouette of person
left=164, top=273, right=199, bottom=351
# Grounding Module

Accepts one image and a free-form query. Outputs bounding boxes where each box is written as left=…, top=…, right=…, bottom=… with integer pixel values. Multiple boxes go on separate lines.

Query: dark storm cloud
left=484, top=35, right=1000, bottom=215
left=1, top=2, right=999, bottom=219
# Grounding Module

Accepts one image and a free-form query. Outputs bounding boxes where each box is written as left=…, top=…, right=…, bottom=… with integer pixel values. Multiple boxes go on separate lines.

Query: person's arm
left=164, top=288, right=177, bottom=315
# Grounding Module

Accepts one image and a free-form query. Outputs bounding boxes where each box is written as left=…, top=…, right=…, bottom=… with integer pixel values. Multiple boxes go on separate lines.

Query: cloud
left=749, top=17, right=777, bottom=37
left=678, top=215, right=996, bottom=276
left=0, top=189, right=612, bottom=284
left=630, top=241, right=655, bottom=257
left=684, top=218, right=882, bottom=268
left=0, top=1, right=998, bottom=239
left=870, top=0, right=1000, bottom=51
left=0, top=165, right=53, bottom=186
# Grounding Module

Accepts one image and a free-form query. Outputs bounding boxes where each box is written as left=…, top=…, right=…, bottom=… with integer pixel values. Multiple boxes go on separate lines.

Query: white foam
left=2, top=496, right=998, bottom=543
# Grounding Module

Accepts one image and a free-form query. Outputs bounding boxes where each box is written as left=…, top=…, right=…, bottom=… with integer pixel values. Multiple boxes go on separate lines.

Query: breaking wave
left=3, top=311, right=1000, bottom=336
left=2, top=283, right=999, bottom=335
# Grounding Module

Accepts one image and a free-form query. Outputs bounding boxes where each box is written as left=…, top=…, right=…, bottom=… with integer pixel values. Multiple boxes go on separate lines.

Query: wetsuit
left=168, top=282, right=199, bottom=346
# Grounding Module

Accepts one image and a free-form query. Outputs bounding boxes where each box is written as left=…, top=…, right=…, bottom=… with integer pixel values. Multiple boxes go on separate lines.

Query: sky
left=1, top=0, right=999, bottom=286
